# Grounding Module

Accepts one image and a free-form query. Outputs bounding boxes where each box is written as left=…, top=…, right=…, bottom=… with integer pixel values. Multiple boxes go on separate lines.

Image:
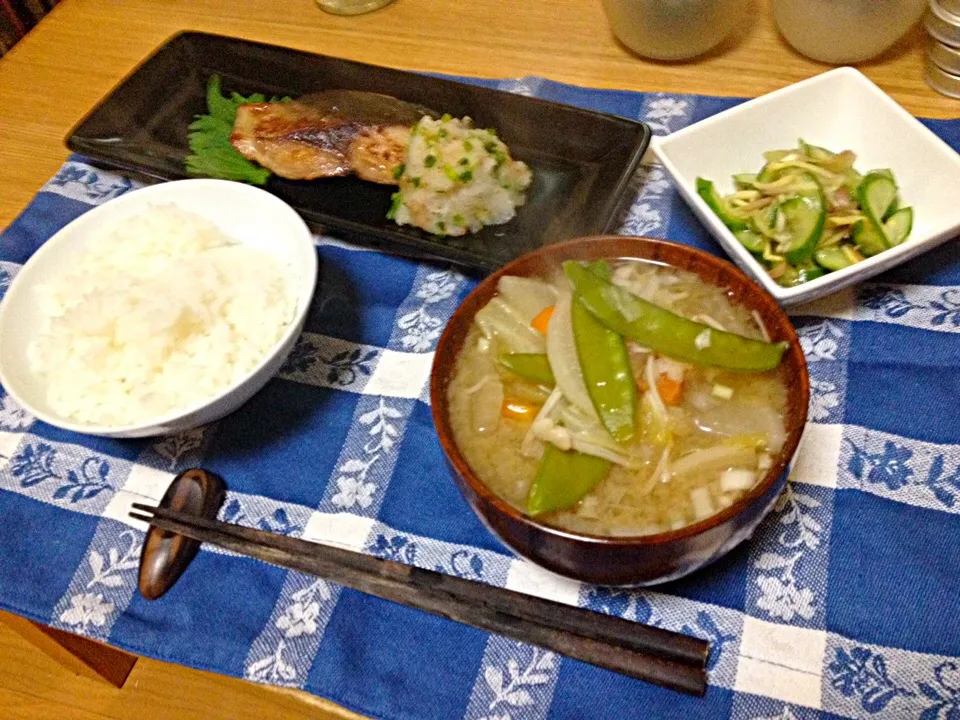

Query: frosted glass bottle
left=600, top=0, right=748, bottom=61
left=772, top=0, right=927, bottom=63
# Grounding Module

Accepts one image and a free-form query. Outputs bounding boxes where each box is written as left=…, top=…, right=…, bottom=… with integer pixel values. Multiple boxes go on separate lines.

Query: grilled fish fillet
left=230, top=90, right=437, bottom=184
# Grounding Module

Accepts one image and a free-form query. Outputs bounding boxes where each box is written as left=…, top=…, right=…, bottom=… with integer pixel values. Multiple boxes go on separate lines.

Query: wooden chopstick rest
left=137, top=468, right=226, bottom=599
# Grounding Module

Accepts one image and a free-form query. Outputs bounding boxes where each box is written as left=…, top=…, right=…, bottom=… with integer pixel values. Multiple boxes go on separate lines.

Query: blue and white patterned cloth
left=1, top=76, right=959, bottom=720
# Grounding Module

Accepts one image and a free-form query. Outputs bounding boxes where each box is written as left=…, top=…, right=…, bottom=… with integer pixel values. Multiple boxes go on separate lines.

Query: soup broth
left=448, top=258, right=789, bottom=537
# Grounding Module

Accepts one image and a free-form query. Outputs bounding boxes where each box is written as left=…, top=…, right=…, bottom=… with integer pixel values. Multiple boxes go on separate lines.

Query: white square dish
left=652, top=67, right=960, bottom=306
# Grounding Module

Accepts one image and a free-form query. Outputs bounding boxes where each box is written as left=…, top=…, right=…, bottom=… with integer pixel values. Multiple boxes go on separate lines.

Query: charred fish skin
left=229, top=89, right=438, bottom=184
left=297, top=90, right=436, bottom=126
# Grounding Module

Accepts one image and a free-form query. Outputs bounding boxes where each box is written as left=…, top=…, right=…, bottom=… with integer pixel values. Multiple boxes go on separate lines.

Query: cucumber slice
left=757, top=163, right=782, bottom=183
left=762, top=149, right=793, bottom=164
left=696, top=177, right=747, bottom=231
left=883, top=207, right=913, bottom=246
left=777, top=263, right=827, bottom=288
left=733, top=173, right=758, bottom=188
left=776, top=267, right=798, bottom=287
left=735, top=229, right=766, bottom=253
left=843, top=168, right=862, bottom=195
left=852, top=218, right=888, bottom=257
left=776, top=174, right=826, bottom=264
left=814, top=245, right=855, bottom=272
left=858, top=172, right=898, bottom=222
left=883, top=194, right=900, bottom=221
left=779, top=196, right=825, bottom=264
left=750, top=203, right=778, bottom=238
left=799, top=139, right=833, bottom=161
left=797, top=265, right=827, bottom=284
left=798, top=264, right=826, bottom=283
left=793, top=173, right=822, bottom=195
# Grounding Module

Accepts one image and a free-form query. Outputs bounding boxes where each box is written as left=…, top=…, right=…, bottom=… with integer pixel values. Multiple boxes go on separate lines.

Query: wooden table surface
left=0, top=0, right=956, bottom=716
left=0, top=0, right=958, bottom=232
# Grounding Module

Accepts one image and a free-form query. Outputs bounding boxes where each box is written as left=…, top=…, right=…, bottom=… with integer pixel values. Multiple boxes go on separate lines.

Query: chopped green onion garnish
left=392, top=163, right=405, bottom=180
left=464, top=140, right=474, bottom=151
left=459, top=170, right=473, bottom=182
left=425, top=155, right=437, bottom=168
left=386, top=192, right=404, bottom=220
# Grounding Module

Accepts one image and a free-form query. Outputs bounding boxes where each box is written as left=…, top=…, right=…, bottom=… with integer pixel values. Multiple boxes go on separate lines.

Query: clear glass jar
left=316, top=0, right=395, bottom=16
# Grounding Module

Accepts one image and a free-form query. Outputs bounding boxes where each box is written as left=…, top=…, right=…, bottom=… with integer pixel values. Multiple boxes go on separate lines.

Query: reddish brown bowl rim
left=430, top=235, right=809, bottom=548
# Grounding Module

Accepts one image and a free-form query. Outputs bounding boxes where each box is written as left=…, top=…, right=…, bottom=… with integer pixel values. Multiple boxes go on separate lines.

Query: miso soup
left=447, top=258, right=789, bottom=537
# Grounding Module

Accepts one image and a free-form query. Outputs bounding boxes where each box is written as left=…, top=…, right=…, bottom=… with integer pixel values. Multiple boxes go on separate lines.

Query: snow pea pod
left=563, top=261, right=787, bottom=372
left=583, top=259, right=612, bottom=280
left=527, top=444, right=611, bottom=516
left=499, top=353, right=555, bottom=386
left=570, top=297, right=636, bottom=443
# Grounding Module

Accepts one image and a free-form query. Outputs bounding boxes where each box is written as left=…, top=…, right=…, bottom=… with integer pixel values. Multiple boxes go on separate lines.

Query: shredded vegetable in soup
left=447, top=259, right=790, bottom=537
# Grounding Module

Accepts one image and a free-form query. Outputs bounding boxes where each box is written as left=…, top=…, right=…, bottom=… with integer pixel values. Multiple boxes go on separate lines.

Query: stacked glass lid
left=925, top=0, right=960, bottom=97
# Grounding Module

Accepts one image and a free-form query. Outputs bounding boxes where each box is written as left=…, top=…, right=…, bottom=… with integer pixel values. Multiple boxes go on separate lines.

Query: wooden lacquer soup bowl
left=431, top=236, right=809, bottom=586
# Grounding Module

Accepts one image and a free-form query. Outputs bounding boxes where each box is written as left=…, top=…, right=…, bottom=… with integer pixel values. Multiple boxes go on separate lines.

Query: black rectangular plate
left=66, top=31, right=650, bottom=272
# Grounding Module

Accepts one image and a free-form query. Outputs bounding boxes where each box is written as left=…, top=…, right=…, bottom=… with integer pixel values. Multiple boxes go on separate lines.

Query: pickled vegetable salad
left=697, top=141, right=913, bottom=287
left=468, top=260, right=787, bottom=519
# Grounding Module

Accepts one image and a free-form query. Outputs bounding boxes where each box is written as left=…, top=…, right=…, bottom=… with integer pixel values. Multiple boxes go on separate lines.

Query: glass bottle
left=316, top=0, right=395, bottom=15
left=772, top=0, right=927, bottom=63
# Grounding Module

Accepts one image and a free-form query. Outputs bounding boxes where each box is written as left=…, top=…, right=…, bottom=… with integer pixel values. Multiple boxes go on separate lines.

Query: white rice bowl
left=28, top=204, right=296, bottom=427
left=0, top=179, right=318, bottom=438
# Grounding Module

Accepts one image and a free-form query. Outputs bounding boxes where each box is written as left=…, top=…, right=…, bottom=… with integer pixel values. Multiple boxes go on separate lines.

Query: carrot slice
left=656, top=374, right=684, bottom=406
left=530, top=306, right=555, bottom=335
left=501, top=397, right=540, bottom=422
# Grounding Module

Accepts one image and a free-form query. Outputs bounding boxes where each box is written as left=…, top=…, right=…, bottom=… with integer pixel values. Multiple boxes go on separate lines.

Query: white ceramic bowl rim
left=652, top=67, right=960, bottom=306
left=0, top=179, right=317, bottom=436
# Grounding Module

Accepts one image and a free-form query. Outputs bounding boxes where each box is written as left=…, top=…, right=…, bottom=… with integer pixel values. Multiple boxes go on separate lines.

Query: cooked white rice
left=390, top=115, right=533, bottom=236
left=28, top=204, right=295, bottom=426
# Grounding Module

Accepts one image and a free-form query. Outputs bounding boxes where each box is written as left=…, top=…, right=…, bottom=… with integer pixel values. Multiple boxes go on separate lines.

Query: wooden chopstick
left=130, top=504, right=709, bottom=696
left=132, top=502, right=709, bottom=667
